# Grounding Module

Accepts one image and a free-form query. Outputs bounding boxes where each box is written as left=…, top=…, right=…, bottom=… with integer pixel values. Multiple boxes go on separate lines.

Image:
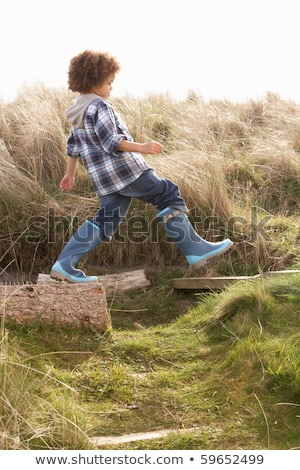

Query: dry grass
left=0, top=86, right=300, bottom=276
left=2, top=84, right=73, bottom=186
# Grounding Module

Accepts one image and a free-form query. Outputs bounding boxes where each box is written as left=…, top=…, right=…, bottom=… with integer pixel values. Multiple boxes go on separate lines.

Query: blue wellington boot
left=157, top=207, right=233, bottom=269
left=50, top=220, right=102, bottom=283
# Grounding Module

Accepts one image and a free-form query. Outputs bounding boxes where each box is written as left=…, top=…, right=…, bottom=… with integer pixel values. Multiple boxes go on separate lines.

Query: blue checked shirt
left=66, top=97, right=152, bottom=196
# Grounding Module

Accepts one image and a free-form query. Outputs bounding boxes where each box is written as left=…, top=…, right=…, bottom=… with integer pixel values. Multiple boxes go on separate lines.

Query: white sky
left=1, top=0, right=300, bottom=103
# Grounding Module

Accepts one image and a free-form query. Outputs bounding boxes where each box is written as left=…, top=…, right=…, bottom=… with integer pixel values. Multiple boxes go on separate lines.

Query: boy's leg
left=156, top=208, right=233, bottom=268
left=50, top=194, right=132, bottom=283
left=50, top=220, right=103, bottom=283
left=92, top=193, right=132, bottom=240
left=118, top=169, right=187, bottom=212
left=119, top=170, right=233, bottom=268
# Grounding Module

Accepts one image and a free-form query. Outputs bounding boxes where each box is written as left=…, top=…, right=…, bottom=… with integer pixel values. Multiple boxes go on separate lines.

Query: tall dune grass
left=0, top=86, right=300, bottom=277
left=2, top=84, right=73, bottom=187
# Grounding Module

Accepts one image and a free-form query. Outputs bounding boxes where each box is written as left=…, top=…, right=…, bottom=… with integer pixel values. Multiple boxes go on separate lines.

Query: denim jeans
left=92, top=169, right=187, bottom=240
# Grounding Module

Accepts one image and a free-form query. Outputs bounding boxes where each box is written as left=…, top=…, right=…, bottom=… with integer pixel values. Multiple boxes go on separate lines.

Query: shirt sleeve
left=66, top=131, right=81, bottom=158
left=92, top=101, right=129, bottom=156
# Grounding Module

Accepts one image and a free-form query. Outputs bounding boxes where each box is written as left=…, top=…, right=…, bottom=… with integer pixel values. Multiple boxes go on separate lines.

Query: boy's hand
left=60, top=174, right=75, bottom=192
left=141, top=141, right=163, bottom=155
left=60, top=157, right=78, bottom=191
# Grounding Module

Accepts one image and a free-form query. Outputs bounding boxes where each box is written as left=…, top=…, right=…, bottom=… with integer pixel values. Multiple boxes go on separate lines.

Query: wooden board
left=173, top=270, right=300, bottom=290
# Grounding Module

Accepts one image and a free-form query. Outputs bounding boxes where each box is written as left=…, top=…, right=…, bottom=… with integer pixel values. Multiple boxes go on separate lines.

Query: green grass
left=2, top=271, right=300, bottom=450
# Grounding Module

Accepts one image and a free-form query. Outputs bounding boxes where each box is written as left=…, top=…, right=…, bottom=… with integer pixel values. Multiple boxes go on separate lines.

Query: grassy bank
left=1, top=270, right=300, bottom=449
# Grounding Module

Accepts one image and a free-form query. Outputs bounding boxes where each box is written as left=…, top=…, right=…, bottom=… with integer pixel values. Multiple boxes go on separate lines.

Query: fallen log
left=37, top=269, right=151, bottom=296
left=98, top=269, right=151, bottom=296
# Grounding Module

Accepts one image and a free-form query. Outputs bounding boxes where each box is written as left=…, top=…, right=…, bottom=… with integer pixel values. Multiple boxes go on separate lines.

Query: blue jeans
left=92, top=170, right=187, bottom=240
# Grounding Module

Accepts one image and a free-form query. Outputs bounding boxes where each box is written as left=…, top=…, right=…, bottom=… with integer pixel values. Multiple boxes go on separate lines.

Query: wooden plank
left=173, top=270, right=300, bottom=290
left=173, top=276, right=253, bottom=290
left=91, top=427, right=201, bottom=447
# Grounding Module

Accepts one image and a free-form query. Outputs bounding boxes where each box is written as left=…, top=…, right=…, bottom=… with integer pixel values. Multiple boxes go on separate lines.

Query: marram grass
left=1, top=86, right=300, bottom=276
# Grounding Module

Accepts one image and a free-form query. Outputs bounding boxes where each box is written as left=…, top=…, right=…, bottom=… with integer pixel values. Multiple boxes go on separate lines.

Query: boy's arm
left=117, top=139, right=163, bottom=155
left=60, top=157, right=79, bottom=191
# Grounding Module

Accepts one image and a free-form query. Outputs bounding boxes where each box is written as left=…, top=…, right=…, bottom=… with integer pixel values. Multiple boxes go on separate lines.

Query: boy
left=50, top=50, right=233, bottom=283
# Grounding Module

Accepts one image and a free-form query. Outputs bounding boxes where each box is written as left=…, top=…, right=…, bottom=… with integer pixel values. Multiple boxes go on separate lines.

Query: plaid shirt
left=67, top=98, right=152, bottom=196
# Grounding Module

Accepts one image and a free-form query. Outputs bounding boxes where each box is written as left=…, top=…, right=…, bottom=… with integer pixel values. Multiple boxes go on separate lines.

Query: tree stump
left=0, top=282, right=109, bottom=331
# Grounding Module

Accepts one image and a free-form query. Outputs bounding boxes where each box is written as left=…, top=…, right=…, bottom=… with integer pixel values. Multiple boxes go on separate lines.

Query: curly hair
left=68, top=50, right=121, bottom=93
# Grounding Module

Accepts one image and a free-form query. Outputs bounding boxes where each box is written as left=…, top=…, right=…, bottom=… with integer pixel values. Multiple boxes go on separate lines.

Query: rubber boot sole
left=50, top=269, right=99, bottom=284
left=190, top=240, right=234, bottom=270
